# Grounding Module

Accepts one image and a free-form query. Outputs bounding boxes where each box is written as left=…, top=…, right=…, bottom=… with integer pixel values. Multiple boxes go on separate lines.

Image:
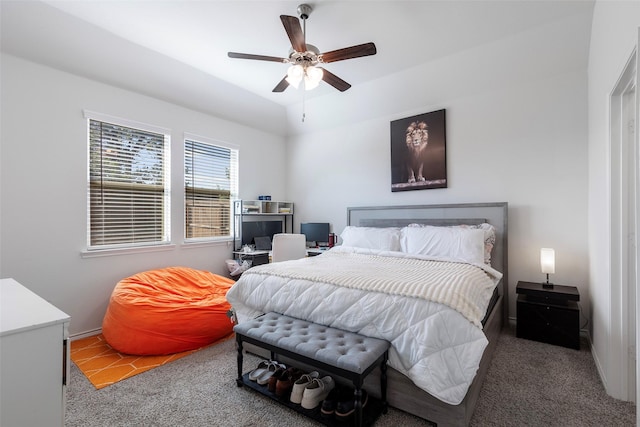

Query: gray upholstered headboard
left=347, top=202, right=508, bottom=321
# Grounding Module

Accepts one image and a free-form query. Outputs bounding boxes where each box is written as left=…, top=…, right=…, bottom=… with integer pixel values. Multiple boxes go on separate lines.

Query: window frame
left=83, top=110, right=172, bottom=254
left=183, top=133, right=239, bottom=244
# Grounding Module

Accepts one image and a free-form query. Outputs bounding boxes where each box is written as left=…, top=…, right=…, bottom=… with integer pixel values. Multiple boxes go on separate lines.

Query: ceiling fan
left=227, top=3, right=377, bottom=93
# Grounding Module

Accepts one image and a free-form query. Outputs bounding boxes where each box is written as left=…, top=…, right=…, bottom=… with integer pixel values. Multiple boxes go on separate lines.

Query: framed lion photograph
left=390, top=109, right=447, bottom=192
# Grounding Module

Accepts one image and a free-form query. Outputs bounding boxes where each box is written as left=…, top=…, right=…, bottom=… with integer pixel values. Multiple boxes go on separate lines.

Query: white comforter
left=226, top=246, right=502, bottom=405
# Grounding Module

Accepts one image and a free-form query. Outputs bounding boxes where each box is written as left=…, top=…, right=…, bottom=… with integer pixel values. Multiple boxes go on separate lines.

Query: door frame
left=609, top=43, right=638, bottom=404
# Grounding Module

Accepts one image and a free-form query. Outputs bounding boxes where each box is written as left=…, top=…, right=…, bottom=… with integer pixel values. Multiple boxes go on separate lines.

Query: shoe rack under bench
left=233, top=312, right=390, bottom=427
left=237, top=372, right=384, bottom=427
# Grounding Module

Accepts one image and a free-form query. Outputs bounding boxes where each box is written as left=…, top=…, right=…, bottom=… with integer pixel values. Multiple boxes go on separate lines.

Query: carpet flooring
left=66, top=326, right=636, bottom=426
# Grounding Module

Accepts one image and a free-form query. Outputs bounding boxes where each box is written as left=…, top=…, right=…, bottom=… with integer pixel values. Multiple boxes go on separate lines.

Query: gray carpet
left=66, top=327, right=636, bottom=426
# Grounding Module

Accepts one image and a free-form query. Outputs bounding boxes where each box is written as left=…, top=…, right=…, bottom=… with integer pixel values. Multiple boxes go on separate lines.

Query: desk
left=306, top=247, right=330, bottom=256
left=233, top=250, right=270, bottom=266
left=234, top=248, right=331, bottom=263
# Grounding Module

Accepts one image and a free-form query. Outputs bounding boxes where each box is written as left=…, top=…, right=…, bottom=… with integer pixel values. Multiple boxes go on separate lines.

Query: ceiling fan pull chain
left=302, top=89, right=306, bottom=122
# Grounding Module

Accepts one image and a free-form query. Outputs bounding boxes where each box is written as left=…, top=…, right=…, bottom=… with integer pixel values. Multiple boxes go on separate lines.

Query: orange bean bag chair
left=102, top=266, right=235, bottom=355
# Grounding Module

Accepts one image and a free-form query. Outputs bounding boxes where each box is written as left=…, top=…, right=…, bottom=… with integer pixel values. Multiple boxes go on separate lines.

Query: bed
left=226, top=203, right=508, bottom=426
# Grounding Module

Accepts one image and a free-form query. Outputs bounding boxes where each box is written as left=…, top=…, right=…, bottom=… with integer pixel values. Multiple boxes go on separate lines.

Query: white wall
left=0, top=1, right=601, bottom=349
left=285, top=9, right=591, bottom=322
left=0, top=54, right=288, bottom=336
left=587, top=1, right=640, bottom=399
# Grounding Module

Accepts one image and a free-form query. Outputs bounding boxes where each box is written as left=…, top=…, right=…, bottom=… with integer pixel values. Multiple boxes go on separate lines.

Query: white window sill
left=81, top=244, right=176, bottom=258
left=181, top=238, right=233, bottom=249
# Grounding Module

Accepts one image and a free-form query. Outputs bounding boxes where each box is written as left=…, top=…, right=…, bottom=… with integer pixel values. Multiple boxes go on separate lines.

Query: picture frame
left=390, top=109, right=447, bottom=192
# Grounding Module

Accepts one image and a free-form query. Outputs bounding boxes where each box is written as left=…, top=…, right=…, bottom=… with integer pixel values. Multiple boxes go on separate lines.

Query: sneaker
left=301, top=376, right=335, bottom=410
left=289, top=371, right=319, bottom=404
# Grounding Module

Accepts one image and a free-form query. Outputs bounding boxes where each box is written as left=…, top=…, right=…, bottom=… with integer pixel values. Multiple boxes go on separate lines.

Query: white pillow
left=340, top=226, right=401, bottom=251
left=402, top=225, right=485, bottom=264
left=455, top=223, right=496, bottom=265
left=404, top=222, right=496, bottom=265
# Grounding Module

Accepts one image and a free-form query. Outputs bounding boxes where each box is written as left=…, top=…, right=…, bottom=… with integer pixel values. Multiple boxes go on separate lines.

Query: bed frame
left=242, top=202, right=508, bottom=426
left=350, top=202, right=508, bottom=427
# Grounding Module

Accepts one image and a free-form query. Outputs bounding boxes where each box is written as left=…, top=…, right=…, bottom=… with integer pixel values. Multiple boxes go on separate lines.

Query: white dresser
left=0, top=278, right=70, bottom=427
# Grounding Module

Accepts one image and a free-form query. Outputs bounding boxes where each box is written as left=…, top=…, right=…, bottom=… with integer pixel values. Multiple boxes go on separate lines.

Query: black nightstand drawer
left=516, top=296, right=580, bottom=349
left=516, top=281, right=579, bottom=303
left=516, top=281, right=580, bottom=350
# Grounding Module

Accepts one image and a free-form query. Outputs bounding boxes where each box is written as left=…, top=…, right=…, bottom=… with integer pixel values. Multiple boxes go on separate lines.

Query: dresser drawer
left=516, top=295, right=580, bottom=350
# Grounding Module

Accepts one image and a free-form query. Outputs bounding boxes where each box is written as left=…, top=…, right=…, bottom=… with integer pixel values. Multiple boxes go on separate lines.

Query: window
left=184, top=135, right=238, bottom=240
left=86, top=112, right=170, bottom=250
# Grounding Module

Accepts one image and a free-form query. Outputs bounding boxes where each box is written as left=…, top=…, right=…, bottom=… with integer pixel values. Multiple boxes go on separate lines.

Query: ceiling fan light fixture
left=304, top=66, right=323, bottom=90
left=228, top=3, right=376, bottom=97
left=285, top=64, right=304, bottom=88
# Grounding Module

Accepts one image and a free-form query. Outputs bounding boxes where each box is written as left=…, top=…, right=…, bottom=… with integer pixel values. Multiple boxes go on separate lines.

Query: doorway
left=609, top=46, right=638, bottom=404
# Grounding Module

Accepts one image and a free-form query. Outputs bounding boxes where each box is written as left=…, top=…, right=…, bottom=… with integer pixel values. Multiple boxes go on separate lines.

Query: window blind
left=88, top=118, right=170, bottom=249
left=185, top=138, right=238, bottom=240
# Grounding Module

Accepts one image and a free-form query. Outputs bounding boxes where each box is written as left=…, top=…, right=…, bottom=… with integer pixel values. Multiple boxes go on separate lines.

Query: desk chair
left=271, top=233, right=306, bottom=263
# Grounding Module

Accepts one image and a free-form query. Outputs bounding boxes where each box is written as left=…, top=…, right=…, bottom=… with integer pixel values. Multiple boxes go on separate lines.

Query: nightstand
left=516, top=281, right=580, bottom=350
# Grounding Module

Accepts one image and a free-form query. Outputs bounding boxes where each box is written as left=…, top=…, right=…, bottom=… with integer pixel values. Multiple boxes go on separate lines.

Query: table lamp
left=540, top=248, right=555, bottom=288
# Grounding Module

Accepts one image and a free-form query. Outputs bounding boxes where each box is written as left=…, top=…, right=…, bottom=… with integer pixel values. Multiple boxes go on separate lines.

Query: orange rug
left=71, top=333, right=229, bottom=389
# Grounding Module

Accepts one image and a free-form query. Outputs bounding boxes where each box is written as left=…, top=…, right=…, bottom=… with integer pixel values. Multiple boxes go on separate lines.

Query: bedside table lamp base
left=542, top=273, right=554, bottom=289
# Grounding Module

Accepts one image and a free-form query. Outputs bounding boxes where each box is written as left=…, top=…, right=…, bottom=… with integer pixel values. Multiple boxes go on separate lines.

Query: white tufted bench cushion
left=234, top=312, right=390, bottom=374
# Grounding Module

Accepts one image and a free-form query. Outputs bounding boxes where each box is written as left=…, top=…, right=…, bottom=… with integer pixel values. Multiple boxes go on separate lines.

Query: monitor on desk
left=242, top=220, right=283, bottom=249
left=300, top=222, right=330, bottom=247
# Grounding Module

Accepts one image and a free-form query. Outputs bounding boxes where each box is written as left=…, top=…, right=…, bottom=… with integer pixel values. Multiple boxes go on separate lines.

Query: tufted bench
left=234, top=312, right=390, bottom=426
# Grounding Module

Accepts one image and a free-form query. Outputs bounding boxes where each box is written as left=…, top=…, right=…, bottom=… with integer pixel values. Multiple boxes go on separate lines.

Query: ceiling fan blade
left=228, top=52, right=287, bottom=63
left=320, top=68, right=351, bottom=92
left=272, top=76, right=290, bottom=92
left=320, top=42, right=377, bottom=63
left=280, top=15, right=306, bottom=53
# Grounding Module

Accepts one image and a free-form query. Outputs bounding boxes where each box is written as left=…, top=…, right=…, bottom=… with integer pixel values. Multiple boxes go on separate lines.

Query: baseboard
left=70, top=327, right=102, bottom=341
left=585, top=329, right=610, bottom=396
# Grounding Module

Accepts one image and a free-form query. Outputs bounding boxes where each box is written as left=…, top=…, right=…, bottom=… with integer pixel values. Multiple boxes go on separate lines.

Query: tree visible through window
left=87, top=116, right=170, bottom=249
left=184, top=137, right=238, bottom=240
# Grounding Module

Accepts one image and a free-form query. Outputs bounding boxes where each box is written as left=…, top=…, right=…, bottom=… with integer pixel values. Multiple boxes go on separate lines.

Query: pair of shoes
left=301, top=376, right=335, bottom=410
left=275, top=368, right=303, bottom=397
left=267, top=366, right=288, bottom=393
left=256, top=361, right=286, bottom=385
left=248, top=360, right=278, bottom=382
left=289, top=371, right=319, bottom=404
left=320, top=386, right=352, bottom=417
left=267, top=367, right=302, bottom=395
left=335, top=389, right=369, bottom=419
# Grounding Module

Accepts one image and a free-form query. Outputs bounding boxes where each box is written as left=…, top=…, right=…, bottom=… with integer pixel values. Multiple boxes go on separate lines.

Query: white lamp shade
left=285, top=64, right=303, bottom=89
left=304, top=66, right=323, bottom=90
left=540, top=248, right=555, bottom=274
